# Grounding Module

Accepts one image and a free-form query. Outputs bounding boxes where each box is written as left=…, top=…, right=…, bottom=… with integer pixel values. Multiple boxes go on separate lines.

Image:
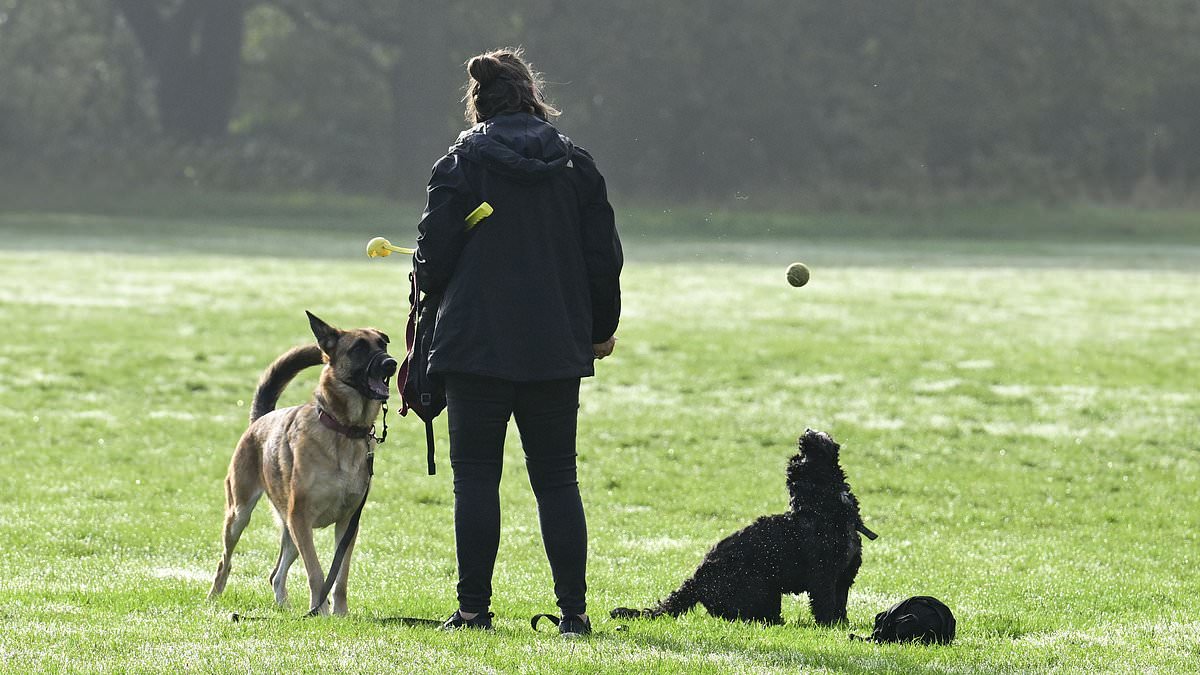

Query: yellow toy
left=365, top=237, right=415, bottom=258
left=366, top=202, right=493, bottom=258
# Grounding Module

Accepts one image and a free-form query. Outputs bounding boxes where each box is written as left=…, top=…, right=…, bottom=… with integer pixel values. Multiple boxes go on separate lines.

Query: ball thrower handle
left=366, top=202, right=492, bottom=259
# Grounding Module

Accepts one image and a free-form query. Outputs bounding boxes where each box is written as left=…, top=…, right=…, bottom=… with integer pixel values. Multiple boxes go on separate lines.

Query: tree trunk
left=115, top=0, right=245, bottom=141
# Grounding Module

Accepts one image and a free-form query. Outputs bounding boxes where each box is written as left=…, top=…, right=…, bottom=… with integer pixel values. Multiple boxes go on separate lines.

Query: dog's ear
left=306, top=311, right=341, bottom=356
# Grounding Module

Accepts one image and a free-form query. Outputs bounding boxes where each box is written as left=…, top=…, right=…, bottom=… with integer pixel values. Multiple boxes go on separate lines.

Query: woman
left=413, top=48, right=622, bottom=637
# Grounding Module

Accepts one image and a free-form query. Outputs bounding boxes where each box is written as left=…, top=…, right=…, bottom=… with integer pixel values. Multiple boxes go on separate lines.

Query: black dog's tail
left=611, top=578, right=701, bottom=620
left=250, top=344, right=325, bottom=423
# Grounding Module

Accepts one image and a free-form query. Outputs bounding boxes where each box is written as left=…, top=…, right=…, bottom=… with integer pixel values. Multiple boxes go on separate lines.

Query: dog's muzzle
left=361, top=350, right=398, bottom=400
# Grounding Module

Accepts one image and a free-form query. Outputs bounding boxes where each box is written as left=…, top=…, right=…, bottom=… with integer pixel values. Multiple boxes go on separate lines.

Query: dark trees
left=114, top=0, right=246, bottom=141
left=8, top=0, right=1200, bottom=200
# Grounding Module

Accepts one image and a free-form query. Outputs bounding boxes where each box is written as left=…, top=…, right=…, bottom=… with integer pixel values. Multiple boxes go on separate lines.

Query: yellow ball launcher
left=365, top=237, right=414, bottom=258
left=366, top=202, right=493, bottom=258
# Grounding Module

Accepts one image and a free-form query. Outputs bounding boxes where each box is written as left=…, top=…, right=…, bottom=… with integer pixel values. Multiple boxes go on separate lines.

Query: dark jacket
left=413, top=113, right=622, bottom=382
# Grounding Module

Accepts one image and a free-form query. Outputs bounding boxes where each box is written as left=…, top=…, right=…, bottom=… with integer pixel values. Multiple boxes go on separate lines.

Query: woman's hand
left=592, top=336, right=617, bottom=360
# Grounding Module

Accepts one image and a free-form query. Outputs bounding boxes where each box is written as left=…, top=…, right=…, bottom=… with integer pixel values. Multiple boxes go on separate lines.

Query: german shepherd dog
left=207, top=312, right=396, bottom=615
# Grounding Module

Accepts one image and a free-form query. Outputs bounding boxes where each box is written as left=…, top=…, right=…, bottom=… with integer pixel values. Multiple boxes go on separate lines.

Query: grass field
left=0, top=196, right=1198, bottom=673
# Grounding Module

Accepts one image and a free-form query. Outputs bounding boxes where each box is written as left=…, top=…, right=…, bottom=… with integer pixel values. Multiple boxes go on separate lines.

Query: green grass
left=0, top=198, right=1198, bottom=672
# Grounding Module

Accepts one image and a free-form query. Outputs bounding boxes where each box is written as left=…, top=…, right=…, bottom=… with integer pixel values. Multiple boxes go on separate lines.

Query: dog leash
left=305, top=402, right=384, bottom=618
left=305, top=460, right=371, bottom=617
left=231, top=612, right=441, bottom=627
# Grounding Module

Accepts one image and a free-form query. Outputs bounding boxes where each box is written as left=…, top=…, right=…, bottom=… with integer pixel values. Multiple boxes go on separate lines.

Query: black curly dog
left=611, top=429, right=876, bottom=625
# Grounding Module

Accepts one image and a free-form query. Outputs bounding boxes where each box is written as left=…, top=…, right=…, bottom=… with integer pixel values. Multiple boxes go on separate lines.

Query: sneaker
left=531, top=613, right=592, bottom=637
left=559, top=614, right=592, bottom=637
left=440, top=610, right=494, bottom=631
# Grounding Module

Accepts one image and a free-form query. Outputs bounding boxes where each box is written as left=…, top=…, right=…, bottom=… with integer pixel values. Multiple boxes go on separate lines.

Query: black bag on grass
left=397, top=269, right=444, bottom=475
left=857, top=596, right=956, bottom=645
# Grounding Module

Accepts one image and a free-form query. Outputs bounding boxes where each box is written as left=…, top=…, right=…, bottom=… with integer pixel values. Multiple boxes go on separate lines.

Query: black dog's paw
left=610, top=607, right=646, bottom=619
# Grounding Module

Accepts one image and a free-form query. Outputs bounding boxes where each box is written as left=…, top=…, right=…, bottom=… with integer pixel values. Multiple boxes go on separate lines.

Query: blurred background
left=4, top=0, right=1200, bottom=214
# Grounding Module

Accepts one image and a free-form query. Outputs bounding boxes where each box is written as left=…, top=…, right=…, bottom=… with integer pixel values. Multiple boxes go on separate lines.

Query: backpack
left=857, top=596, right=956, bottom=645
left=396, top=267, right=444, bottom=475
left=395, top=199, right=494, bottom=475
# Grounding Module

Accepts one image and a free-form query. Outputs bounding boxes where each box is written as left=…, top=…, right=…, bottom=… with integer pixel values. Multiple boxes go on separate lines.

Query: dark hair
left=463, top=48, right=560, bottom=123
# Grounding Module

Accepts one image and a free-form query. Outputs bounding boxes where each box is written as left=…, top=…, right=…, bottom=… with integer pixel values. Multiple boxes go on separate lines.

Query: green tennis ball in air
left=786, top=262, right=810, bottom=287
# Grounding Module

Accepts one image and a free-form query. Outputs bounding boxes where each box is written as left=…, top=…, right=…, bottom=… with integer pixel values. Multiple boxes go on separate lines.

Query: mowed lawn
left=0, top=202, right=1197, bottom=673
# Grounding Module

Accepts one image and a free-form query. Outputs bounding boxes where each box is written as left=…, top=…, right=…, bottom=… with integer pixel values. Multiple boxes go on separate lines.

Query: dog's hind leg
left=207, top=475, right=263, bottom=599
left=329, top=517, right=359, bottom=616
left=696, top=576, right=782, bottom=624
left=270, top=526, right=299, bottom=606
left=729, top=578, right=783, bottom=624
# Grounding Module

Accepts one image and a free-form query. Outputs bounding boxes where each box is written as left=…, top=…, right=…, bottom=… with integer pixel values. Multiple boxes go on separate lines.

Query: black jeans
left=444, top=373, right=587, bottom=616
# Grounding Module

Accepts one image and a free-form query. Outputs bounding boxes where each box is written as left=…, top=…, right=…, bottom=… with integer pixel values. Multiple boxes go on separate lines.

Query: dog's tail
left=611, top=578, right=701, bottom=620
left=250, top=344, right=325, bottom=423
left=653, top=577, right=702, bottom=617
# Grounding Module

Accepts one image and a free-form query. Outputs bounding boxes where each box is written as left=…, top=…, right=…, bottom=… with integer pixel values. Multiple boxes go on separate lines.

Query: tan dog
left=207, top=311, right=396, bottom=615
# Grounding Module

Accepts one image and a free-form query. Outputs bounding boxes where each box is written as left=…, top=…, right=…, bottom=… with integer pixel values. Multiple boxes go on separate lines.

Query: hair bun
left=468, top=55, right=503, bottom=86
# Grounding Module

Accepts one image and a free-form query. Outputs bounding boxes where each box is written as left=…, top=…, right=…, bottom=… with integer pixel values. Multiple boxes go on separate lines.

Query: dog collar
left=317, top=407, right=372, bottom=440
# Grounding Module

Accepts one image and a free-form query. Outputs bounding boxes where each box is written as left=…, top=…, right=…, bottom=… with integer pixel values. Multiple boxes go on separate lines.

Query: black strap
left=531, top=613, right=561, bottom=631
left=232, top=612, right=442, bottom=626
left=306, top=453, right=373, bottom=617
left=377, top=616, right=443, bottom=627
left=396, top=271, right=419, bottom=417
left=425, top=420, right=436, bottom=475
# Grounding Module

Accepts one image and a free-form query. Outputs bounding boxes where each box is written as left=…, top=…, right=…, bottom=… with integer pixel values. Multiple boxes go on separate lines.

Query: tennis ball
left=786, top=262, right=810, bottom=287
left=366, top=236, right=392, bottom=258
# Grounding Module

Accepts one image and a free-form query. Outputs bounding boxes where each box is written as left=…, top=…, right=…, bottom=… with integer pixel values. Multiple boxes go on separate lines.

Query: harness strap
left=306, top=405, right=377, bottom=617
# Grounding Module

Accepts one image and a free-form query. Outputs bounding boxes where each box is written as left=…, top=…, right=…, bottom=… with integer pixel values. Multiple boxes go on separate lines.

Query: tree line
left=2, top=0, right=1198, bottom=206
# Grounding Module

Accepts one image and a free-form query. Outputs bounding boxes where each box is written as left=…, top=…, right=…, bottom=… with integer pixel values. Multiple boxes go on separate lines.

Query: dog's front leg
left=286, top=510, right=328, bottom=615
left=330, top=517, right=359, bottom=616
left=808, top=582, right=847, bottom=626
left=832, top=551, right=861, bottom=625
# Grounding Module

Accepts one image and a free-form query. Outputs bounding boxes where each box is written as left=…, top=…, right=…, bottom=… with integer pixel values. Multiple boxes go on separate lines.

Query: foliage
left=0, top=1, right=148, bottom=151
left=112, top=0, right=246, bottom=142
left=3, top=1, right=1200, bottom=203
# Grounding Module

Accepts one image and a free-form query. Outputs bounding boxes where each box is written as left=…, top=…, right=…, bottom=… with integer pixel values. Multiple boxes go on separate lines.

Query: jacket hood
left=450, top=113, right=574, bottom=183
